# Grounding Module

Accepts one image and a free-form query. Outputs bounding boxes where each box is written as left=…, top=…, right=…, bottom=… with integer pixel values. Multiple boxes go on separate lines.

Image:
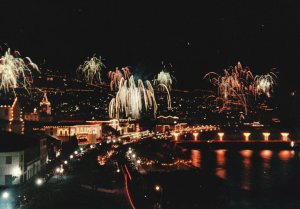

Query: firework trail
left=204, top=62, right=276, bottom=115
left=108, top=67, right=131, bottom=91
left=77, top=55, right=105, bottom=84
left=153, top=69, right=175, bottom=110
left=0, top=48, right=39, bottom=94
left=109, top=75, right=157, bottom=119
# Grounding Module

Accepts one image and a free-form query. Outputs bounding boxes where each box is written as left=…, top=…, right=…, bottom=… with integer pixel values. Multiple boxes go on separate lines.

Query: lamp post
left=173, top=132, right=179, bottom=141
left=1, top=191, right=9, bottom=200
left=193, top=132, right=199, bottom=141
left=218, top=132, right=224, bottom=141
left=262, top=132, right=270, bottom=141
left=154, top=185, right=163, bottom=209
left=243, top=132, right=251, bottom=142
left=281, top=132, right=289, bottom=141
left=36, top=178, right=44, bottom=186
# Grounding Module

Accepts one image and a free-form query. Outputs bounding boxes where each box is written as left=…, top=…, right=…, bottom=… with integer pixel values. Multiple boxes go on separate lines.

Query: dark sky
left=1, top=0, right=300, bottom=91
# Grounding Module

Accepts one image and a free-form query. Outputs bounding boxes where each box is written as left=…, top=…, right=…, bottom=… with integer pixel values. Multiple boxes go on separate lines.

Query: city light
left=74, top=151, right=78, bottom=155
left=117, top=169, right=120, bottom=173
left=262, top=132, right=270, bottom=141
left=1, top=191, right=9, bottom=199
left=155, top=185, right=162, bottom=192
left=243, top=132, right=251, bottom=141
left=218, top=132, right=224, bottom=141
left=64, top=160, right=68, bottom=165
left=193, top=132, right=199, bottom=141
left=173, top=132, right=180, bottom=141
left=12, top=167, right=22, bottom=177
left=36, top=178, right=43, bottom=186
left=70, top=155, right=74, bottom=159
left=291, top=141, right=295, bottom=148
left=281, top=132, right=289, bottom=141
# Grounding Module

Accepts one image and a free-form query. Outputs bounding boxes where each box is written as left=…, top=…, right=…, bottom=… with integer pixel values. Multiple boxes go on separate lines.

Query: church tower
left=40, top=91, right=51, bottom=115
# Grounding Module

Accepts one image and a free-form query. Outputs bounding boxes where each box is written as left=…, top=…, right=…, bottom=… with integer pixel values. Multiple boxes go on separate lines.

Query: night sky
left=1, top=0, right=300, bottom=91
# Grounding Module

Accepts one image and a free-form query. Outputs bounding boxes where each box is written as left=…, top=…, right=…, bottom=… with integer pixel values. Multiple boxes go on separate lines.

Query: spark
left=77, top=55, right=105, bottom=84
left=254, top=72, right=277, bottom=98
left=204, top=62, right=277, bottom=115
left=153, top=70, right=174, bottom=109
left=153, top=70, right=173, bottom=90
left=109, top=75, right=157, bottom=119
left=108, top=67, right=131, bottom=91
left=0, top=48, right=39, bottom=94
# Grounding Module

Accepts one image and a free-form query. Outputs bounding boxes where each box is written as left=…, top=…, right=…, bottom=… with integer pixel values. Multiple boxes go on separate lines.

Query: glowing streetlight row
left=217, top=132, right=290, bottom=141
left=173, top=131, right=291, bottom=141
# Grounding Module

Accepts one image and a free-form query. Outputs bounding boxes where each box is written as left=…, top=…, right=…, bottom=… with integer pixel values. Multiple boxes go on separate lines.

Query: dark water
left=190, top=148, right=300, bottom=208
left=190, top=149, right=300, bottom=191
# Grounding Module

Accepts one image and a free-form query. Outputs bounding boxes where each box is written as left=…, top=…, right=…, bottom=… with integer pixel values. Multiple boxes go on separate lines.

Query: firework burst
left=0, top=48, right=39, bottom=94
left=153, top=70, right=174, bottom=90
left=109, top=75, right=157, bottom=119
left=108, top=67, right=131, bottom=91
left=254, top=72, right=277, bottom=98
left=153, top=70, right=174, bottom=110
left=204, top=62, right=276, bottom=115
left=77, top=55, right=105, bottom=84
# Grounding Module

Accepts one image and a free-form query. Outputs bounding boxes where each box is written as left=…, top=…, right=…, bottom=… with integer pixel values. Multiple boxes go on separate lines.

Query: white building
left=44, top=123, right=102, bottom=144
left=0, top=131, right=47, bottom=186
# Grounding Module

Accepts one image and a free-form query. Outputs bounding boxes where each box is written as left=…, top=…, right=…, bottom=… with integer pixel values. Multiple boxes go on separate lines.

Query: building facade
left=44, top=123, right=102, bottom=144
left=0, top=132, right=47, bottom=186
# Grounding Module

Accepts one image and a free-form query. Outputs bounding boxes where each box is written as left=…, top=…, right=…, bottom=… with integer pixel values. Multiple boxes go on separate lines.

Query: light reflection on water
left=191, top=150, right=201, bottom=168
left=215, top=149, right=226, bottom=179
left=190, top=149, right=299, bottom=191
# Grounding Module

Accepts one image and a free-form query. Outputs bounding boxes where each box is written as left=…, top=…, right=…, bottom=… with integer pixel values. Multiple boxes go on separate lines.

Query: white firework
left=0, top=48, right=39, bottom=93
left=109, top=75, right=157, bottom=119
left=77, top=55, right=105, bottom=84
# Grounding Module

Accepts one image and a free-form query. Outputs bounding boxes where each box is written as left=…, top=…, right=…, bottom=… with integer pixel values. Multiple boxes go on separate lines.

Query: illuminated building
left=0, top=97, right=21, bottom=121
left=24, top=91, right=53, bottom=122
left=155, top=115, right=187, bottom=132
left=44, top=123, right=102, bottom=144
left=0, top=97, right=23, bottom=134
left=0, top=131, right=47, bottom=185
left=40, top=91, right=51, bottom=115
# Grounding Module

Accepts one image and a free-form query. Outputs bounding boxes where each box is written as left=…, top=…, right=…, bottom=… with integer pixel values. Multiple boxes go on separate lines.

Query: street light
left=243, top=132, right=251, bottom=141
left=12, top=167, right=22, bottom=177
left=1, top=191, right=9, bottom=199
left=154, top=185, right=163, bottom=208
left=262, top=132, right=270, bottom=141
left=70, top=155, right=74, bottom=159
left=193, top=132, right=199, bottom=141
left=281, top=132, right=289, bottom=141
left=36, top=178, right=43, bottom=186
left=218, top=132, right=224, bottom=141
left=64, top=160, right=68, bottom=165
left=74, top=151, right=78, bottom=155
left=155, top=185, right=161, bottom=191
